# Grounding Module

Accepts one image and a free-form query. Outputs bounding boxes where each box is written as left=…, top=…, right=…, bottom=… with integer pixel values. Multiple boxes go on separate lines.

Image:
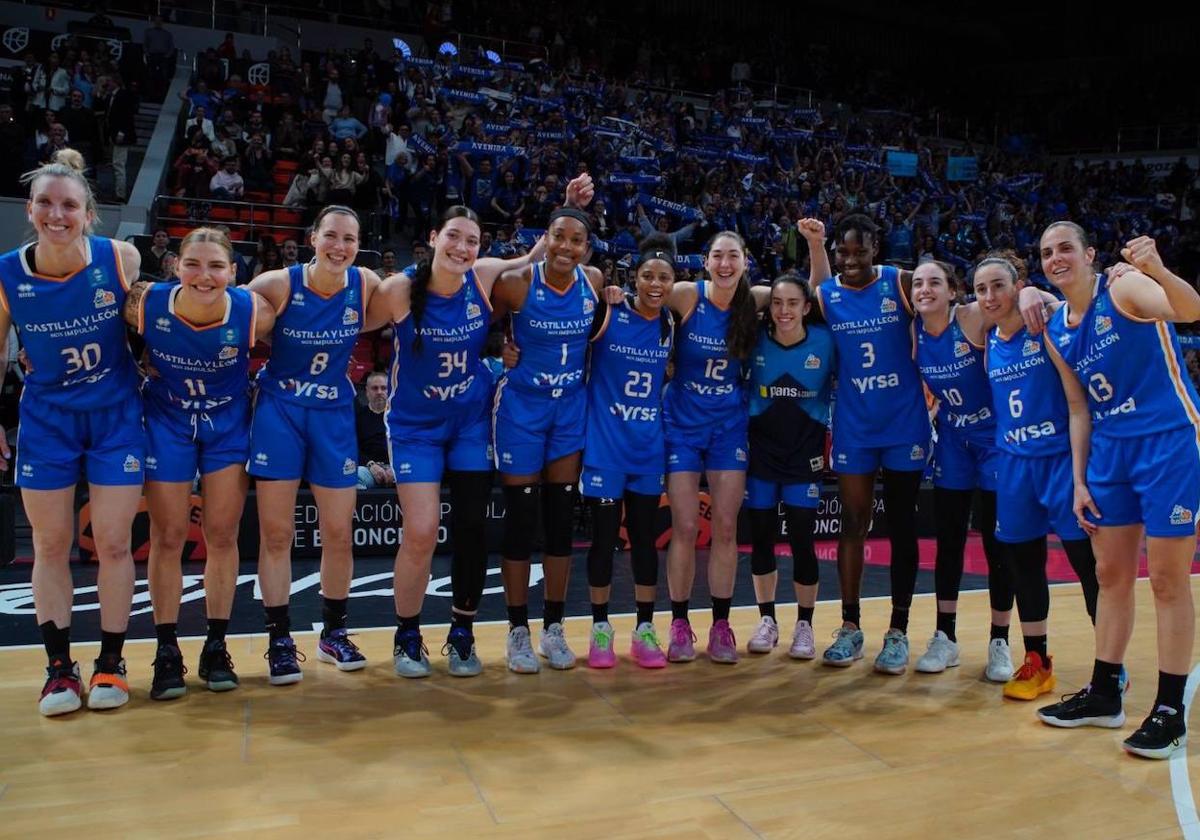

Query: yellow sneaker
left=1003, top=651, right=1055, bottom=700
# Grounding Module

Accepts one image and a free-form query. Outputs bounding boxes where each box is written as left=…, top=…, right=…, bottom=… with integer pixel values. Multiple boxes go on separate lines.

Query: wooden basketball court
left=0, top=580, right=1195, bottom=839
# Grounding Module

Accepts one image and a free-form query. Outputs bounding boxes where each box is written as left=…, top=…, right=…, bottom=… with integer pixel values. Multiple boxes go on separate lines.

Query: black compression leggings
left=1007, top=536, right=1050, bottom=623
left=934, top=488, right=1014, bottom=612
left=446, top=470, right=492, bottom=615
left=748, top=504, right=818, bottom=585
left=1062, top=537, right=1098, bottom=623
left=882, top=469, right=923, bottom=610
left=586, top=493, right=661, bottom=590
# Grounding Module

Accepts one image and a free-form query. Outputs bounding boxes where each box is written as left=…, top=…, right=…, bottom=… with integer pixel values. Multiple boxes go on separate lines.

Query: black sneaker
left=1123, top=706, right=1188, bottom=759
left=1037, top=685, right=1125, bottom=728
left=197, top=639, right=239, bottom=692
left=150, top=643, right=188, bottom=701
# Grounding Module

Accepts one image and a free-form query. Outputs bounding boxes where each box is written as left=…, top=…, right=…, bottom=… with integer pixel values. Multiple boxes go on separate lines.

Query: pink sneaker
left=587, top=621, right=617, bottom=669
left=788, top=620, right=816, bottom=660
left=630, top=622, right=668, bottom=669
left=667, top=619, right=697, bottom=663
left=707, top=619, right=739, bottom=664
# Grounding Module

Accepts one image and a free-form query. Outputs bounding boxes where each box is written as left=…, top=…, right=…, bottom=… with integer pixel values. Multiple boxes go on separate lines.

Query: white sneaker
left=747, top=615, right=780, bottom=653
left=506, top=626, right=540, bottom=674
left=788, top=620, right=816, bottom=660
left=984, top=637, right=1014, bottom=683
left=538, top=623, right=577, bottom=670
left=915, top=630, right=960, bottom=673
left=87, top=657, right=130, bottom=710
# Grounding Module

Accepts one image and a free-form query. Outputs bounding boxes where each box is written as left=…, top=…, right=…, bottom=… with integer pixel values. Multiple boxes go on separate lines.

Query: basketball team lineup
left=3, top=148, right=1198, bottom=771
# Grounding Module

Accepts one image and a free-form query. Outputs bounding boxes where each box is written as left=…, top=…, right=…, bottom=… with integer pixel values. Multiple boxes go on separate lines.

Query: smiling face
left=429, top=216, right=481, bottom=278
left=911, top=261, right=955, bottom=317
left=546, top=216, right=589, bottom=275
left=635, top=258, right=675, bottom=313
left=770, top=279, right=810, bottom=335
left=310, top=211, right=359, bottom=274
left=177, top=240, right=233, bottom=306
left=833, top=229, right=877, bottom=286
left=705, top=233, right=746, bottom=292
left=972, top=262, right=1020, bottom=322
left=1040, top=224, right=1095, bottom=292
left=28, top=174, right=93, bottom=245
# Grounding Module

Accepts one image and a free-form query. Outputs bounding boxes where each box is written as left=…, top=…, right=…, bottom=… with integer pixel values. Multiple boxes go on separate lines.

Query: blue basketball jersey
left=507, top=261, right=596, bottom=396
left=664, top=280, right=746, bottom=422
left=387, top=268, right=492, bottom=423
left=986, top=325, right=1069, bottom=457
left=817, top=265, right=929, bottom=446
left=747, top=323, right=835, bottom=482
left=584, top=297, right=673, bottom=474
left=1047, top=273, right=1200, bottom=439
left=257, top=263, right=364, bottom=407
left=0, top=236, right=138, bottom=409
left=916, top=308, right=996, bottom=443
left=139, top=283, right=257, bottom=412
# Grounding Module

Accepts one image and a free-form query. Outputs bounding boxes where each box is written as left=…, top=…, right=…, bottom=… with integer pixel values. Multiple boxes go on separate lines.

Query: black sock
left=544, top=599, right=565, bottom=629
left=507, top=604, right=529, bottom=628
left=1090, top=659, right=1124, bottom=699
left=321, top=597, right=348, bottom=635
left=1156, top=671, right=1188, bottom=712
left=155, top=623, right=178, bottom=647
left=451, top=611, right=475, bottom=634
left=798, top=605, right=814, bottom=624
left=265, top=604, right=290, bottom=640
left=1023, top=634, right=1048, bottom=664
left=758, top=600, right=776, bottom=620
left=935, top=610, right=956, bottom=642
left=636, top=601, right=655, bottom=626
left=99, top=630, right=126, bottom=661
left=990, top=623, right=1009, bottom=642
left=40, top=620, right=70, bottom=664
left=205, top=618, right=229, bottom=644
left=889, top=606, right=910, bottom=634
left=396, top=613, right=421, bottom=635
left=671, top=600, right=690, bottom=622
left=591, top=602, right=609, bottom=623
left=842, top=602, right=860, bottom=628
left=712, top=596, right=731, bottom=622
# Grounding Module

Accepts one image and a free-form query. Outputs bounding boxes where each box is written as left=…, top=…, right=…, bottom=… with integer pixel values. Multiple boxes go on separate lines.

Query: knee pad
left=501, top=483, right=541, bottom=561
left=541, top=482, right=578, bottom=557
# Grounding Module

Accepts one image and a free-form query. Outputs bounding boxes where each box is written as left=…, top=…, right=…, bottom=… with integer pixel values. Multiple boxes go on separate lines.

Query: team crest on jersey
left=89, top=268, right=107, bottom=287
left=809, top=455, right=825, bottom=472
left=1022, top=338, right=1040, bottom=356
left=218, top=345, right=238, bottom=360
left=583, top=297, right=594, bottom=315
left=342, top=458, right=356, bottom=476
left=1170, top=505, right=1194, bottom=526
left=343, top=307, right=359, bottom=325
left=123, top=455, right=141, bottom=473
left=1094, top=315, right=1112, bottom=335
left=93, top=288, right=116, bottom=308
left=807, top=483, right=820, bottom=499
left=221, top=327, right=239, bottom=344
left=880, top=297, right=897, bottom=314
left=954, top=341, right=971, bottom=358
left=466, top=302, right=481, bottom=320
left=155, top=317, right=171, bottom=332
left=910, top=445, right=925, bottom=461
left=291, top=291, right=305, bottom=305
left=805, top=353, right=821, bottom=369
left=16, top=282, right=34, bottom=297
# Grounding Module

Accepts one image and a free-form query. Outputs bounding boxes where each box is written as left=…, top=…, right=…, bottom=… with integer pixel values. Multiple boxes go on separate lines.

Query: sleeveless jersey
left=817, top=265, right=928, bottom=446
left=139, top=283, right=256, bottom=412
left=507, top=261, right=596, bottom=396
left=664, top=280, right=746, bottom=421
left=916, top=308, right=996, bottom=443
left=1047, top=273, right=1200, bottom=439
left=0, top=236, right=138, bottom=409
left=257, top=263, right=364, bottom=407
left=747, top=323, right=835, bottom=482
left=585, top=297, right=673, bottom=473
left=986, top=325, right=1068, bottom=457
left=387, top=268, right=492, bottom=424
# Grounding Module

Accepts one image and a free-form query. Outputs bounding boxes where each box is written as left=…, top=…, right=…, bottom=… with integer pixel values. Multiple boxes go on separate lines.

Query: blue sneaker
left=874, top=629, right=910, bottom=675
left=393, top=629, right=431, bottom=678
left=442, top=627, right=482, bottom=677
left=316, top=628, right=367, bottom=672
left=822, top=626, right=865, bottom=668
left=265, top=637, right=305, bottom=686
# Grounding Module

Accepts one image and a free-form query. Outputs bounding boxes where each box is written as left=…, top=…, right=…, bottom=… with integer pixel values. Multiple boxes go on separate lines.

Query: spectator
left=103, top=73, right=139, bottom=201
left=37, top=123, right=70, bottom=164
left=329, top=104, right=367, bottom=142
left=241, top=133, right=274, bottom=192
left=185, top=105, right=217, bottom=145
left=180, top=79, right=219, bottom=117
left=356, top=372, right=393, bottom=489
left=144, top=15, right=177, bottom=95
left=209, top=156, right=245, bottom=199
left=159, top=251, right=179, bottom=282
left=57, top=90, right=97, bottom=160
left=46, top=53, right=70, bottom=113
left=281, top=238, right=301, bottom=267
left=140, top=228, right=172, bottom=278
left=379, top=247, right=397, bottom=276
left=327, top=152, right=365, bottom=205
left=210, top=123, right=238, bottom=160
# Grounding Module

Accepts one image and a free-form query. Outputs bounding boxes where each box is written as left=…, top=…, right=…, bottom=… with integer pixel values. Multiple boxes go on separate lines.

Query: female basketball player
left=975, top=249, right=1100, bottom=702
left=1036, top=226, right=1200, bottom=759
left=579, top=234, right=675, bottom=669
left=0, top=149, right=145, bottom=715
left=247, top=205, right=382, bottom=684
left=125, top=227, right=275, bottom=699
left=743, top=273, right=834, bottom=661
left=364, top=205, right=548, bottom=678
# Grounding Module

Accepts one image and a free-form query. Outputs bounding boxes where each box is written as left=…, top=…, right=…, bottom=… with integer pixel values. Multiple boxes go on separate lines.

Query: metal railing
left=153, top=193, right=307, bottom=243
left=1116, top=124, right=1200, bottom=154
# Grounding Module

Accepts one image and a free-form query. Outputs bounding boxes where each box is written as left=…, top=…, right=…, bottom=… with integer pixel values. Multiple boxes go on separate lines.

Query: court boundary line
left=1171, top=664, right=1200, bottom=838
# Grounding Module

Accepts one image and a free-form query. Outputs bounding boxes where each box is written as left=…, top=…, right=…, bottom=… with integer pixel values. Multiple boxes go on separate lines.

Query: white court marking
left=1171, top=664, right=1200, bottom=838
